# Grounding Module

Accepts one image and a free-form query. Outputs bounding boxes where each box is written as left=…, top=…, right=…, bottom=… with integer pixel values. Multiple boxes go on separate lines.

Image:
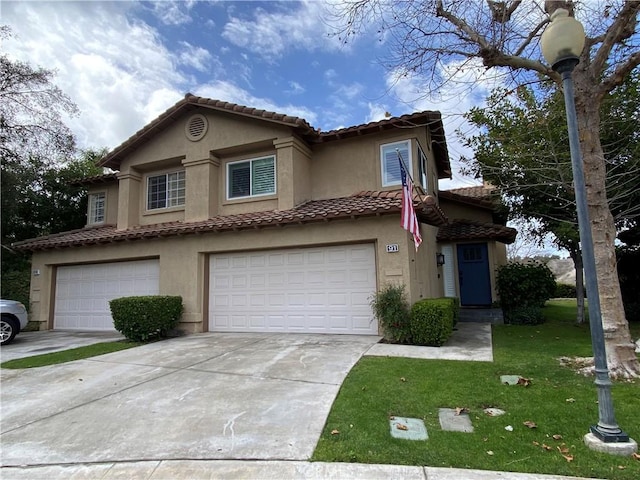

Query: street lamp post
left=540, top=9, right=636, bottom=455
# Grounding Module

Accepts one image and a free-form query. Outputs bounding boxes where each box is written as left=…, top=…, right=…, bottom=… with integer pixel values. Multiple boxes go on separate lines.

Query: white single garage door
left=54, top=259, right=160, bottom=331
left=209, top=244, right=377, bottom=334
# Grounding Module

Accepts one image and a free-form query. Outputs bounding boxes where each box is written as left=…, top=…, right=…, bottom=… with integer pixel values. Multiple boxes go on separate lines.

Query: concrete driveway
left=0, top=332, right=379, bottom=467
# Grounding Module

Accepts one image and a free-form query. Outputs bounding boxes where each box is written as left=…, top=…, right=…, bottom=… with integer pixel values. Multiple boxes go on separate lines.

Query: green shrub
left=497, top=262, right=555, bottom=325
left=554, top=283, right=577, bottom=298
left=409, top=299, right=455, bottom=346
left=110, top=296, right=183, bottom=342
left=370, top=284, right=411, bottom=343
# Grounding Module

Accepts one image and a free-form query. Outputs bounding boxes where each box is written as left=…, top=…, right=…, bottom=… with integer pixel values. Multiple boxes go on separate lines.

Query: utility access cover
left=389, top=417, right=428, bottom=441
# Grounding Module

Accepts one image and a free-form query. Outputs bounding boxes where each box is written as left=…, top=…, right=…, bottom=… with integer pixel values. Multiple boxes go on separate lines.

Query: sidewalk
left=0, top=459, right=600, bottom=480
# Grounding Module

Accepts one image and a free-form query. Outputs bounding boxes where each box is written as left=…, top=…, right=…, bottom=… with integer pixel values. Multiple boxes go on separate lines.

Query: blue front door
left=457, top=243, right=492, bottom=306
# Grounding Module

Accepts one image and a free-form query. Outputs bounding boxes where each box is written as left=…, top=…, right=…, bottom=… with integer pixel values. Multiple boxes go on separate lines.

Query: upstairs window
left=227, top=156, right=276, bottom=199
left=147, top=171, right=185, bottom=210
left=88, top=192, right=105, bottom=224
left=381, top=140, right=412, bottom=187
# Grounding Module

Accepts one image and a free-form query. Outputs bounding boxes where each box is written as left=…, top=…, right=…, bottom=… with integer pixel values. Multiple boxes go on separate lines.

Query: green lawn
left=0, top=341, right=143, bottom=369
left=313, top=300, right=640, bottom=479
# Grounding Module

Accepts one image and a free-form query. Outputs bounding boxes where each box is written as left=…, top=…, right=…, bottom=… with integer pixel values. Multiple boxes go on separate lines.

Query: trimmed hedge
left=497, top=262, right=555, bottom=325
left=554, top=283, right=577, bottom=298
left=409, top=298, right=458, bottom=346
left=110, top=296, right=183, bottom=342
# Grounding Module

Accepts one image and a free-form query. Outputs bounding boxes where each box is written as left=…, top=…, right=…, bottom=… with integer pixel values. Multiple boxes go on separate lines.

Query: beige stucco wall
left=439, top=198, right=494, bottom=223
left=101, top=106, right=440, bottom=232
left=28, top=214, right=441, bottom=333
left=86, top=183, right=119, bottom=226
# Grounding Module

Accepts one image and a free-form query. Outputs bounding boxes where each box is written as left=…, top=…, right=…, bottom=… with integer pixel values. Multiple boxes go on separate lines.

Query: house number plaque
left=386, top=244, right=399, bottom=253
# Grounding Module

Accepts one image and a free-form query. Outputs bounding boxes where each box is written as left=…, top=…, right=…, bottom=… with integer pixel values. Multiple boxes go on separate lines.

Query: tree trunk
left=573, top=74, right=640, bottom=378
left=570, top=249, right=586, bottom=325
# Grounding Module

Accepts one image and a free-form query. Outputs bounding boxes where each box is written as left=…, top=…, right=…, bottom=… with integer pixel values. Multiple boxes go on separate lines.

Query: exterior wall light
left=436, top=252, right=445, bottom=266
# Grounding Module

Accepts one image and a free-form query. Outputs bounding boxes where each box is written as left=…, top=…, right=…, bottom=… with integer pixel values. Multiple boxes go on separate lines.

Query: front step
left=458, top=308, right=504, bottom=324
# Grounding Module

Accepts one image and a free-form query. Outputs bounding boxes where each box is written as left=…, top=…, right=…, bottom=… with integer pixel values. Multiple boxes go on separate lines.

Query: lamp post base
left=584, top=433, right=637, bottom=456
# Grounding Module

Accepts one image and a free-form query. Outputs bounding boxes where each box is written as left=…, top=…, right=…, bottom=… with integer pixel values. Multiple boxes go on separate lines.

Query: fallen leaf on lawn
left=455, top=407, right=469, bottom=416
left=562, top=454, right=574, bottom=462
left=557, top=445, right=570, bottom=454
left=532, top=441, right=540, bottom=446
left=542, top=444, right=553, bottom=451
left=523, top=421, right=537, bottom=429
left=400, top=377, right=406, bottom=382
left=552, top=434, right=563, bottom=440
left=565, top=398, right=576, bottom=403
left=632, top=452, right=640, bottom=460
left=483, top=437, right=489, bottom=442
left=487, top=450, right=494, bottom=456
left=396, top=423, right=409, bottom=431
left=331, top=429, right=339, bottom=435
left=505, top=425, right=514, bottom=431
left=517, top=377, right=532, bottom=387
left=618, top=466, right=626, bottom=470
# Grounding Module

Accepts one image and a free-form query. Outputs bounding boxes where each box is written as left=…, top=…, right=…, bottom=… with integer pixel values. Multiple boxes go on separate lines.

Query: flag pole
left=396, top=149, right=425, bottom=196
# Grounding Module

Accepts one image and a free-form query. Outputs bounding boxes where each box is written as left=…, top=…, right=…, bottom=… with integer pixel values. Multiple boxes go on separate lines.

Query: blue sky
left=3, top=0, right=503, bottom=189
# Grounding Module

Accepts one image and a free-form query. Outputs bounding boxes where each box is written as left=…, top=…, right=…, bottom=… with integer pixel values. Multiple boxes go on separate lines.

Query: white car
left=1, top=299, right=29, bottom=345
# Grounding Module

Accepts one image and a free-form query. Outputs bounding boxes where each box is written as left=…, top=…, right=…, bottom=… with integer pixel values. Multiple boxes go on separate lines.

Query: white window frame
left=226, top=155, right=276, bottom=200
left=418, top=144, right=428, bottom=190
left=381, top=140, right=412, bottom=187
left=88, top=192, right=106, bottom=225
left=146, top=170, right=186, bottom=211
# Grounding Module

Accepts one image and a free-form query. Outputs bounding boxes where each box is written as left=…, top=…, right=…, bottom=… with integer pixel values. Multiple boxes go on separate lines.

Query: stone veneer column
left=116, top=171, right=142, bottom=230
left=182, top=154, right=220, bottom=222
left=273, top=136, right=312, bottom=211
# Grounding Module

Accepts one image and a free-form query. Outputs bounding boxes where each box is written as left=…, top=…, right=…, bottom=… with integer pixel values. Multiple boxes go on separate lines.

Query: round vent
left=185, top=114, right=208, bottom=141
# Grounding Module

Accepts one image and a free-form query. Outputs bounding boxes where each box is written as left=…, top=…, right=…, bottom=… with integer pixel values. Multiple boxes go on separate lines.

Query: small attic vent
left=185, top=114, right=208, bottom=141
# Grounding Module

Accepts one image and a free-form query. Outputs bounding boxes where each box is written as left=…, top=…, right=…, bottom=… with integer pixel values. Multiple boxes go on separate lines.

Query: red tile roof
left=437, top=219, right=517, bottom=244
left=98, top=94, right=451, bottom=178
left=439, top=186, right=499, bottom=210
left=13, top=191, right=446, bottom=252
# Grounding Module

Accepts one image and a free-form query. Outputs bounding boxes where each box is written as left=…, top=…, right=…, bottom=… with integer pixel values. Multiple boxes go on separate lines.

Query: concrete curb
left=0, top=460, right=602, bottom=480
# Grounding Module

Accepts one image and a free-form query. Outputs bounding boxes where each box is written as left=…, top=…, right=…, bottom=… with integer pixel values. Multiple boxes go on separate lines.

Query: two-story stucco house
left=14, top=95, right=516, bottom=335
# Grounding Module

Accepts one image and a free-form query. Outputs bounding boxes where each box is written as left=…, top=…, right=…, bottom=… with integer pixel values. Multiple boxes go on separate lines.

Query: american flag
left=399, top=159, right=422, bottom=251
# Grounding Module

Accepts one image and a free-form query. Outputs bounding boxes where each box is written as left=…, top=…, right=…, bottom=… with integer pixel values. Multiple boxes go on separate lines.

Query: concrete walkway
left=366, top=322, right=493, bottom=361
left=1, top=325, right=600, bottom=480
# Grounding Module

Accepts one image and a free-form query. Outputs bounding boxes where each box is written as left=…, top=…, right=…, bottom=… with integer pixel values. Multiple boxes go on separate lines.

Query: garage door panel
left=209, top=244, right=377, bottom=334
left=55, top=259, right=159, bottom=331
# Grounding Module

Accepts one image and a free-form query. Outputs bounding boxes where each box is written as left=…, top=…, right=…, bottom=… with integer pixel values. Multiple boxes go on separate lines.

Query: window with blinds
left=227, top=156, right=276, bottom=199
left=381, top=140, right=412, bottom=187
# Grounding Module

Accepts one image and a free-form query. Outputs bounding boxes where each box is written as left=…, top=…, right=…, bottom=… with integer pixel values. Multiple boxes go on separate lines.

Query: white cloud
left=151, top=1, right=193, bottom=26
left=195, top=81, right=318, bottom=126
left=384, top=59, right=505, bottom=189
left=286, top=81, right=306, bottom=95
left=366, top=103, right=389, bottom=123
left=177, top=41, right=216, bottom=72
left=3, top=2, right=186, bottom=149
left=221, top=1, right=344, bottom=61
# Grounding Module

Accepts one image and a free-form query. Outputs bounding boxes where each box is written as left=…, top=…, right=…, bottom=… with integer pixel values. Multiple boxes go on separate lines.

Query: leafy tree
left=1, top=26, right=105, bottom=306
left=460, top=72, right=640, bottom=325
left=1, top=26, right=78, bottom=164
left=1, top=150, right=105, bottom=306
left=332, top=0, right=640, bottom=377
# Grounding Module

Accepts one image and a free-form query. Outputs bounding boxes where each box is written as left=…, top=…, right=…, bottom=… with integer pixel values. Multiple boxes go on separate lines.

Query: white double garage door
left=54, top=244, right=378, bottom=335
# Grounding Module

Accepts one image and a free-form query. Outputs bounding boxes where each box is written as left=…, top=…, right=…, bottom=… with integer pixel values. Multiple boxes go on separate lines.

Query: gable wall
left=310, top=126, right=434, bottom=200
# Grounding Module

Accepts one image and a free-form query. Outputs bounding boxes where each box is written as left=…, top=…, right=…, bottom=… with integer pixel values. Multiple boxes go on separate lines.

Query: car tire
left=1, top=314, right=18, bottom=346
